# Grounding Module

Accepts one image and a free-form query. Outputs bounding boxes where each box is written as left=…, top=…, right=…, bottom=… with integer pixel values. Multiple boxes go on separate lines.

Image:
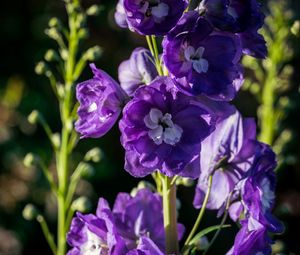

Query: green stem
left=183, top=175, right=213, bottom=248
left=162, top=175, right=179, bottom=255
left=37, top=215, right=57, bottom=255
left=259, top=64, right=277, bottom=145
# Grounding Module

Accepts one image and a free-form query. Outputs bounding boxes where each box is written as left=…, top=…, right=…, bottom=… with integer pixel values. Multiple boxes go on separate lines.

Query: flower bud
left=23, top=153, right=37, bottom=168
left=137, top=181, right=156, bottom=191
left=194, top=236, right=209, bottom=250
left=57, top=84, right=65, bottom=98
left=35, top=61, right=47, bottom=75
left=84, top=46, right=102, bottom=61
left=71, top=196, right=92, bottom=213
left=22, top=204, right=39, bottom=221
left=51, top=133, right=61, bottom=149
left=86, top=5, right=101, bottom=16
left=291, top=20, right=300, bottom=36
left=84, top=148, right=102, bottom=163
left=45, top=49, right=59, bottom=62
left=60, top=49, right=69, bottom=61
left=28, top=110, right=39, bottom=124
left=48, top=17, right=60, bottom=28
left=78, top=29, right=89, bottom=39
left=45, top=27, right=60, bottom=41
left=78, top=162, right=94, bottom=178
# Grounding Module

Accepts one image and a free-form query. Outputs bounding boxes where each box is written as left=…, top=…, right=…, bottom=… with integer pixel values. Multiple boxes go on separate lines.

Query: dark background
left=0, top=0, right=300, bottom=254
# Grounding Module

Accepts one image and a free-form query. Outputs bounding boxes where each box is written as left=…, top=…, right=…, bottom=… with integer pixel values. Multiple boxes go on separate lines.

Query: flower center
left=144, top=108, right=183, bottom=145
left=259, top=178, right=275, bottom=212
left=184, top=46, right=209, bottom=74
left=81, top=230, right=109, bottom=255
left=140, top=0, right=169, bottom=23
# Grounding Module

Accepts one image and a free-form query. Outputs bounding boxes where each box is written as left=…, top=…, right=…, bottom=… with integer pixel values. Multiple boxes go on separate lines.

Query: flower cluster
left=67, top=188, right=184, bottom=255
left=71, top=0, right=282, bottom=254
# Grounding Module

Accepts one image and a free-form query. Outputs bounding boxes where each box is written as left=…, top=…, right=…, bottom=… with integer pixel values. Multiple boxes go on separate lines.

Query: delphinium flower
left=118, top=48, right=158, bottom=96
left=226, top=143, right=283, bottom=254
left=163, top=11, right=243, bottom=100
left=198, top=0, right=267, bottom=58
left=75, top=64, right=128, bottom=138
left=67, top=188, right=184, bottom=254
left=193, top=108, right=257, bottom=210
left=123, top=0, right=188, bottom=35
left=119, top=76, right=216, bottom=178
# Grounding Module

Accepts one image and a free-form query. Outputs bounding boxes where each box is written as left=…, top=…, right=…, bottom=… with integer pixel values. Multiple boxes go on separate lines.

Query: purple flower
left=115, top=0, right=129, bottom=28
left=119, top=76, right=215, bottom=178
left=67, top=188, right=184, bottom=254
left=163, top=11, right=243, bottom=101
left=226, top=143, right=283, bottom=254
left=67, top=210, right=127, bottom=255
left=193, top=109, right=257, bottom=210
left=118, top=48, right=158, bottom=96
left=75, top=64, right=128, bottom=138
left=198, top=0, right=267, bottom=58
left=123, top=0, right=188, bottom=35
left=226, top=220, right=272, bottom=255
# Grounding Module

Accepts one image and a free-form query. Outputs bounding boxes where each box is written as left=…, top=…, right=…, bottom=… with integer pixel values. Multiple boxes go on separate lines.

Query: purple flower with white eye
left=67, top=210, right=127, bottom=255
left=193, top=109, right=257, bottom=210
left=118, top=48, right=158, bottom=96
left=115, top=0, right=129, bottom=28
left=75, top=64, right=128, bottom=139
left=123, top=0, right=188, bottom=35
left=198, top=0, right=267, bottom=58
left=119, top=76, right=215, bottom=178
left=163, top=11, right=243, bottom=101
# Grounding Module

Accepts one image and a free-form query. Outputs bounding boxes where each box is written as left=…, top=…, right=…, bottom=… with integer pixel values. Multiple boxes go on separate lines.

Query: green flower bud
left=84, top=46, right=102, bottom=61
left=23, top=153, right=37, bottom=168
left=194, top=236, right=209, bottom=250
left=51, top=133, right=61, bottom=149
left=78, top=162, right=94, bottom=178
left=45, top=49, right=59, bottom=62
left=137, top=181, right=156, bottom=191
left=28, top=110, right=39, bottom=124
left=48, top=17, right=60, bottom=28
left=291, top=20, right=300, bottom=36
left=71, top=197, right=92, bottom=213
left=84, top=148, right=102, bottom=163
left=35, top=61, right=47, bottom=75
left=60, top=49, right=69, bottom=61
left=45, top=28, right=60, bottom=41
left=86, top=5, right=102, bottom=16
left=22, top=204, right=39, bottom=221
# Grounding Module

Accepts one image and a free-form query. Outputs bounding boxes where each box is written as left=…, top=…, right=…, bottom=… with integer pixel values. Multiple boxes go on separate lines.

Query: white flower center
left=184, top=46, right=209, bottom=74
left=88, top=102, right=98, bottom=113
left=81, top=230, right=108, bottom=255
left=259, top=178, right=275, bottom=212
left=144, top=108, right=183, bottom=145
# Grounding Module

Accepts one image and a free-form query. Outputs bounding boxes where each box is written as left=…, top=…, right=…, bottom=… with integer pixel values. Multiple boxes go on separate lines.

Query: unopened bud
left=60, top=49, right=69, bottom=61
left=35, top=61, right=47, bottom=75
left=23, top=153, right=37, bottom=168
left=48, top=17, right=60, bottom=28
left=45, top=27, right=60, bottom=40
left=76, top=14, right=86, bottom=28
left=45, top=49, right=59, bottom=62
left=79, top=162, right=94, bottom=178
left=57, top=84, right=65, bottom=98
left=130, top=187, right=138, bottom=197
left=137, top=181, right=156, bottom=191
left=181, top=178, right=194, bottom=187
left=23, top=204, right=39, bottom=221
left=71, top=196, right=92, bottom=213
left=291, top=20, right=300, bottom=36
left=28, top=110, right=39, bottom=124
left=78, top=29, right=89, bottom=39
left=51, top=133, right=61, bottom=149
left=86, top=5, right=101, bottom=16
left=194, top=236, right=209, bottom=250
left=84, top=148, right=102, bottom=163
left=84, top=46, right=102, bottom=61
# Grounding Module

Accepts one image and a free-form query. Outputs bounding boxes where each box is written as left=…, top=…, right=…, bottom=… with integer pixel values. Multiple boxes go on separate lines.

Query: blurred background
left=0, top=0, right=299, bottom=254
